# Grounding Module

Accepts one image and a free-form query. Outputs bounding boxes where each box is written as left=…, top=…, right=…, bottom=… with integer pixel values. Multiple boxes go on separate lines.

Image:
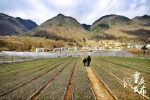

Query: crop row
left=0, top=57, right=72, bottom=99
left=99, top=56, right=150, bottom=75
left=91, top=57, right=145, bottom=100
left=98, top=57, right=150, bottom=82
left=0, top=57, right=69, bottom=92
left=73, top=57, right=95, bottom=100
left=37, top=58, right=77, bottom=100
left=97, top=56, right=150, bottom=83
left=0, top=57, right=63, bottom=75
left=96, top=57, right=150, bottom=99
left=0, top=57, right=67, bottom=85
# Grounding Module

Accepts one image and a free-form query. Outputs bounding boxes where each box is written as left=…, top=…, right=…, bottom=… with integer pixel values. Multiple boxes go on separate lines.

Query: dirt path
left=63, top=59, right=77, bottom=100
left=86, top=67, right=115, bottom=100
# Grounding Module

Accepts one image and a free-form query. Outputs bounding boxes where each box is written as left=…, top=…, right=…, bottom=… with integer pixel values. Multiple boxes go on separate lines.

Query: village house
left=36, top=48, right=45, bottom=53
left=146, top=44, right=150, bottom=49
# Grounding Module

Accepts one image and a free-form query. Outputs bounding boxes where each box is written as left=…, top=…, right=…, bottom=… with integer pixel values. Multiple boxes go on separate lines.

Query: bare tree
left=141, top=45, right=147, bottom=57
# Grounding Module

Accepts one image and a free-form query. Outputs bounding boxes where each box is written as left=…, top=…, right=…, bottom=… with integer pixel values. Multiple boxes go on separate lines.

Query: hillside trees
left=0, top=36, right=64, bottom=52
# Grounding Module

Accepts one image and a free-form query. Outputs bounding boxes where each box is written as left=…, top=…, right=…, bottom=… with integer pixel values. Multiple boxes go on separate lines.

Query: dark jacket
left=87, top=56, right=91, bottom=62
left=83, top=58, right=86, bottom=63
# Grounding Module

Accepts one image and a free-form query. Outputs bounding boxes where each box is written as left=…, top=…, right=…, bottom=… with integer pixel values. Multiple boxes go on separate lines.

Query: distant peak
left=134, top=14, right=150, bottom=19
left=16, top=17, right=22, bottom=19
left=142, top=15, right=150, bottom=18
left=143, top=15, right=149, bottom=17
left=57, top=13, right=65, bottom=17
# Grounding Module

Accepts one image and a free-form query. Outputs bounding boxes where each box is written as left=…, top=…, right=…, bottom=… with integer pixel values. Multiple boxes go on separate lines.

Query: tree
left=83, top=38, right=86, bottom=42
left=141, top=45, right=147, bottom=57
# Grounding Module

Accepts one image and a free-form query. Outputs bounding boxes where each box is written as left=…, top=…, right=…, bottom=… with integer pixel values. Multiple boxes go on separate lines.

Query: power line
left=105, top=0, right=120, bottom=15
left=99, top=0, right=114, bottom=17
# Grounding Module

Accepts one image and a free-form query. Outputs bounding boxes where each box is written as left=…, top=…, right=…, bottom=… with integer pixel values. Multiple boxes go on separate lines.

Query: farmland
left=0, top=56, right=150, bottom=100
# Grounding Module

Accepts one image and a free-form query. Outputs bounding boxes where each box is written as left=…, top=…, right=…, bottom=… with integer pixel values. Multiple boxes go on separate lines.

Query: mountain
left=89, top=14, right=150, bottom=41
left=25, top=14, right=90, bottom=41
left=132, top=15, right=150, bottom=27
left=82, top=24, right=91, bottom=30
left=0, top=13, right=38, bottom=36
left=90, top=14, right=131, bottom=32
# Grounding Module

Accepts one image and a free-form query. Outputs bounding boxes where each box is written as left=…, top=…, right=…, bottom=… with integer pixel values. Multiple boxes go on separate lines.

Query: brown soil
left=86, top=67, right=115, bottom=100
left=63, top=59, right=77, bottom=100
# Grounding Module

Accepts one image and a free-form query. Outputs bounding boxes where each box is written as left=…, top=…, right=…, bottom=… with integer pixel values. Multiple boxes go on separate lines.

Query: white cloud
left=141, top=0, right=146, bottom=3
left=0, top=0, right=150, bottom=25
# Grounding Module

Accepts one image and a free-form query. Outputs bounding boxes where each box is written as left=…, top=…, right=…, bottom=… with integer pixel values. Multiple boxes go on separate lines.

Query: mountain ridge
left=0, top=13, right=150, bottom=43
left=0, top=13, right=38, bottom=36
left=89, top=14, right=150, bottom=42
left=25, top=13, right=91, bottom=41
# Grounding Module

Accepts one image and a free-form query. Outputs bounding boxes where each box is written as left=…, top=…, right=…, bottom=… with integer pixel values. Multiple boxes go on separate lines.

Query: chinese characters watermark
left=123, top=71, right=146, bottom=96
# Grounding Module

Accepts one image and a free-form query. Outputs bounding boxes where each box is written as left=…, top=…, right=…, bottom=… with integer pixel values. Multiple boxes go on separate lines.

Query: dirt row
left=86, top=67, right=116, bottom=100
left=63, top=58, right=77, bottom=100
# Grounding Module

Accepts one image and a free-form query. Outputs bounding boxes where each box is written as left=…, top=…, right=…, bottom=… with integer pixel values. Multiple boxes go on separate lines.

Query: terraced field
left=0, top=56, right=149, bottom=100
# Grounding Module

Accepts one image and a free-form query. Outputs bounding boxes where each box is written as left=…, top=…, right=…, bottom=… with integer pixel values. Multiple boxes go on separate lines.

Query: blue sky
left=0, top=0, right=150, bottom=25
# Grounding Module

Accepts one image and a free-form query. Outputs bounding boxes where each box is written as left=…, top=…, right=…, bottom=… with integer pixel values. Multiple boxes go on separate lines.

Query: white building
left=36, top=48, right=45, bottom=53
left=68, top=46, right=79, bottom=51
left=127, top=45, right=142, bottom=49
left=83, top=45, right=89, bottom=50
left=53, top=48, right=61, bottom=52
left=146, top=44, right=150, bottom=49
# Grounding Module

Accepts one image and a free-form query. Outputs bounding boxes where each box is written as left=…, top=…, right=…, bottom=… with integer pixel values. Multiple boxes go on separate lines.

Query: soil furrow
left=27, top=58, right=74, bottom=100
left=0, top=57, right=69, bottom=86
left=105, top=63, right=150, bottom=85
left=86, top=67, right=115, bottom=100
left=0, top=58, right=67, bottom=79
left=99, top=65, right=149, bottom=100
left=99, top=58, right=150, bottom=77
left=63, top=58, right=77, bottom=100
left=0, top=58, right=71, bottom=98
left=95, top=58, right=150, bottom=85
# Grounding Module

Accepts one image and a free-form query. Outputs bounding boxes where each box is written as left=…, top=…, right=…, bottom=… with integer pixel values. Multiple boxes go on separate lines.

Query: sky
left=0, top=0, right=150, bottom=25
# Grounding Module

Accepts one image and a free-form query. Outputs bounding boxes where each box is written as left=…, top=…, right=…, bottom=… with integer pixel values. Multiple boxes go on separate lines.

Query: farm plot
left=0, top=57, right=72, bottom=99
left=97, top=56, right=150, bottom=96
left=0, top=57, right=69, bottom=92
left=0, top=57, right=64, bottom=75
left=99, top=57, right=150, bottom=75
left=73, top=57, right=95, bottom=100
left=0, top=56, right=149, bottom=100
left=0, top=57, right=68, bottom=85
left=37, top=58, right=77, bottom=100
left=92, top=57, right=150, bottom=100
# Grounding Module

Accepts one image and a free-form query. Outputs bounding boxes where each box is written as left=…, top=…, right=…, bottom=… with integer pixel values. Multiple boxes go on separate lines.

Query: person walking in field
left=83, top=58, right=87, bottom=66
left=87, top=56, right=91, bottom=66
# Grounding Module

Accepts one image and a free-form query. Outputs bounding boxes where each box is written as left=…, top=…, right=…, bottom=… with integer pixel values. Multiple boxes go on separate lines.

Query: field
left=0, top=56, right=150, bottom=100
